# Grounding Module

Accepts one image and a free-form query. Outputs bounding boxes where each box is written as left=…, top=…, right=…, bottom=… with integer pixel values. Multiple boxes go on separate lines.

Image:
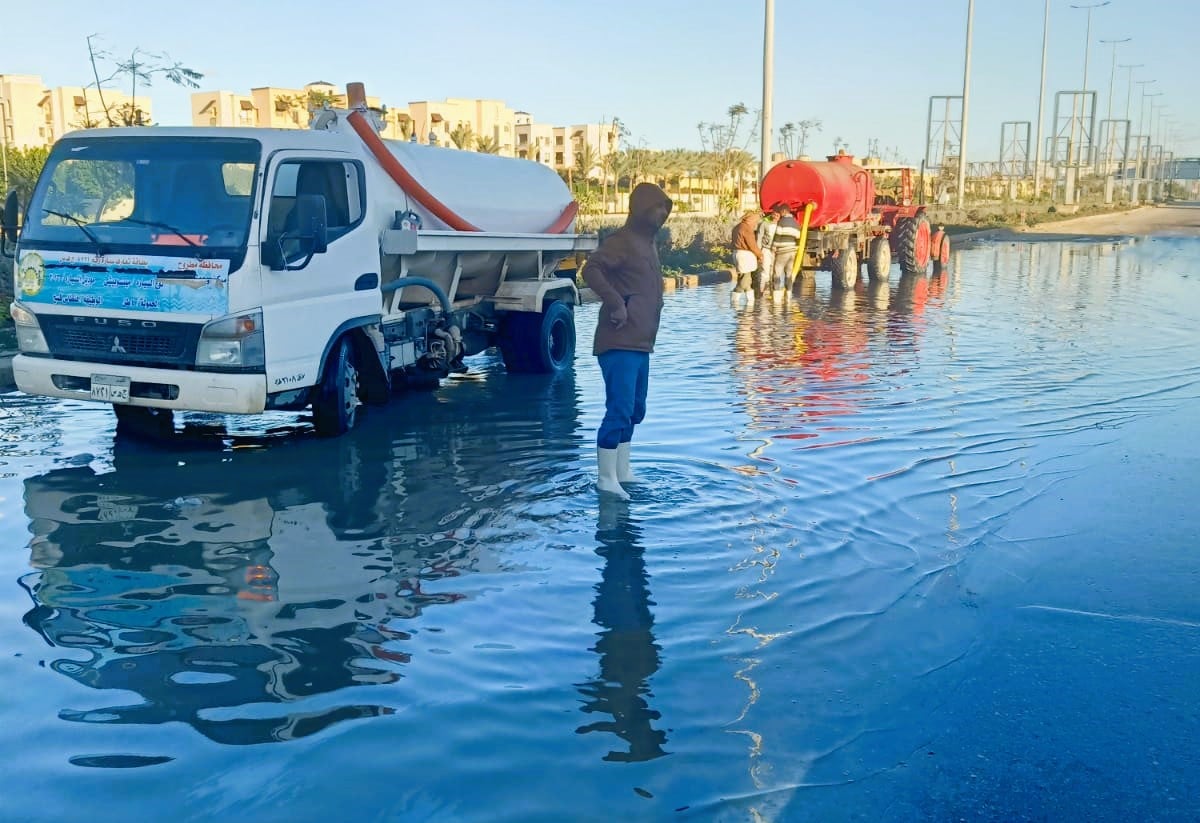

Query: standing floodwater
left=0, top=238, right=1197, bottom=822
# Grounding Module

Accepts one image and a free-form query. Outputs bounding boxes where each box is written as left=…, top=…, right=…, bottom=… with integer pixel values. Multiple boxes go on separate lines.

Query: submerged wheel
left=499, top=301, right=576, bottom=374
left=933, top=232, right=951, bottom=272
left=113, top=404, right=175, bottom=437
left=832, top=246, right=858, bottom=290
left=312, top=336, right=361, bottom=437
left=867, top=236, right=892, bottom=281
left=894, top=213, right=932, bottom=275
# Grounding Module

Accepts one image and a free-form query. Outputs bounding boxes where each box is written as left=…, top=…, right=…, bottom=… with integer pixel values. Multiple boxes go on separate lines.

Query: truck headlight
left=10, top=302, right=49, bottom=355
left=196, top=310, right=265, bottom=369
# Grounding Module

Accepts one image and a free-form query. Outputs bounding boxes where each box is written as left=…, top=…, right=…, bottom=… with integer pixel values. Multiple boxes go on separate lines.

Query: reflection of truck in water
left=19, top=375, right=580, bottom=744
left=2, top=82, right=595, bottom=437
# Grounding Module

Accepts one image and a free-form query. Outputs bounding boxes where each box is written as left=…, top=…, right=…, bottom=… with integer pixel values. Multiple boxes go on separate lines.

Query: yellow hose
left=791, top=201, right=815, bottom=278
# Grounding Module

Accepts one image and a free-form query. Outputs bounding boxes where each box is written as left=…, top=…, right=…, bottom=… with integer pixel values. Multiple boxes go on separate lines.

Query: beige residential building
left=1, top=73, right=152, bottom=149
left=191, top=81, right=413, bottom=140
left=187, top=82, right=618, bottom=172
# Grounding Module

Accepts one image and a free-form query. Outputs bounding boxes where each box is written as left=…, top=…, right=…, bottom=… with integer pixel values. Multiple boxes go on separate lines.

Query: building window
left=556, top=136, right=564, bottom=146
left=555, top=152, right=564, bottom=165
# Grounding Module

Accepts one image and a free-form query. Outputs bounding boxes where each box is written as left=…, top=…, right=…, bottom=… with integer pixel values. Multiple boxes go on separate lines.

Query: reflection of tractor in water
left=760, top=153, right=951, bottom=289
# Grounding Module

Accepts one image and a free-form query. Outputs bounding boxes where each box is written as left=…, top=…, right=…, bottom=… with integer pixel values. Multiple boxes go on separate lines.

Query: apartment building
left=1, top=73, right=151, bottom=149
left=189, top=83, right=618, bottom=170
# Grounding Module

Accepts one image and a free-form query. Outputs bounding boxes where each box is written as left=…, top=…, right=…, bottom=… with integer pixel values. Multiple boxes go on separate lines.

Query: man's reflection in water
left=575, top=500, right=668, bottom=762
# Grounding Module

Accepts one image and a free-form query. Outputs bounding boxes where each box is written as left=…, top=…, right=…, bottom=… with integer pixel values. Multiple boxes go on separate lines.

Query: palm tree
left=449, top=124, right=475, bottom=150
left=475, top=135, right=501, bottom=154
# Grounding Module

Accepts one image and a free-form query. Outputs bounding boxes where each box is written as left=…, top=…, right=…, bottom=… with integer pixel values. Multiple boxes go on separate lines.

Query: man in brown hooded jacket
left=582, top=182, right=673, bottom=499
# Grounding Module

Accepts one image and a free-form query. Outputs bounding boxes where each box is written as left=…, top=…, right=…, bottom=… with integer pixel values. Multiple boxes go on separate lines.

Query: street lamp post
left=760, top=0, right=774, bottom=185
left=957, top=0, right=975, bottom=208
left=1070, top=1, right=1113, bottom=177
left=1100, top=37, right=1130, bottom=123
left=1098, top=37, right=1129, bottom=176
left=1033, top=0, right=1050, bottom=198
left=0, top=97, right=10, bottom=195
left=1120, top=63, right=1143, bottom=121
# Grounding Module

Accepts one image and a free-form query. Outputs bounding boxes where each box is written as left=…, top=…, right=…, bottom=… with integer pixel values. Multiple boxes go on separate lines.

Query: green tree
left=449, top=124, right=475, bottom=150
left=86, top=35, right=203, bottom=126
left=5, top=146, right=51, bottom=205
left=474, top=135, right=501, bottom=154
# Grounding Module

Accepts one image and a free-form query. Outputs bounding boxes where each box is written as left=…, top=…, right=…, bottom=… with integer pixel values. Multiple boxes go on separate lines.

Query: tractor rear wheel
left=867, top=237, right=891, bottom=281
left=894, top=214, right=932, bottom=276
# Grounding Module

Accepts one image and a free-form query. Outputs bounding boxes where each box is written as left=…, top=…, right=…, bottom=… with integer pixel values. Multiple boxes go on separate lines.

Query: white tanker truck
left=1, top=82, right=596, bottom=436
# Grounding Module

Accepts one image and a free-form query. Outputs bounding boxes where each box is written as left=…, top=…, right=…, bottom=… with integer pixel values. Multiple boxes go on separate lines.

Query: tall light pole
left=1100, top=37, right=1130, bottom=122
left=1033, top=0, right=1050, bottom=198
left=957, top=0, right=975, bottom=208
left=1068, top=1, right=1109, bottom=171
left=1098, top=37, right=1129, bottom=174
left=1120, top=63, right=1143, bottom=121
left=760, top=0, right=775, bottom=186
left=0, top=97, right=10, bottom=195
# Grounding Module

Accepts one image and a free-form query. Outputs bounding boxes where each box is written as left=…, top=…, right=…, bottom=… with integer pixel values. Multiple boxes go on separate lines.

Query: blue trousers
left=597, top=350, right=650, bottom=449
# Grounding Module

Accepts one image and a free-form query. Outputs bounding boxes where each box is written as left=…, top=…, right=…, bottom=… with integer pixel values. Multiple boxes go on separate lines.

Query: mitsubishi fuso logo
left=111, top=336, right=126, bottom=354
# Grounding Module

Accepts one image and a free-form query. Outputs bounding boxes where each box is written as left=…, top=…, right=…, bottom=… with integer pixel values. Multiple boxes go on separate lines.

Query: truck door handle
left=355, top=273, right=379, bottom=291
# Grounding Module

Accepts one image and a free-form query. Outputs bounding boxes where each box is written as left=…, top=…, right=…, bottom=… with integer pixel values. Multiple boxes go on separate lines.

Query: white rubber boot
left=744, top=291, right=755, bottom=306
left=616, top=441, right=638, bottom=484
left=597, top=447, right=630, bottom=500
left=771, top=289, right=784, bottom=301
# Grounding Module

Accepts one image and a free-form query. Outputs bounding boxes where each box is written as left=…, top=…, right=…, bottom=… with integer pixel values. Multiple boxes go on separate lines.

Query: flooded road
left=1, top=238, right=1198, bottom=822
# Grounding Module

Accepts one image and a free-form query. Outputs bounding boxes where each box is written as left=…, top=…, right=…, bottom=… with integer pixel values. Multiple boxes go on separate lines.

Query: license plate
left=91, top=374, right=131, bottom=403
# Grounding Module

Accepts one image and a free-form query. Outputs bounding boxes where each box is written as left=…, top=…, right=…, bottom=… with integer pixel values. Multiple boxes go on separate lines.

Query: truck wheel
left=499, top=301, right=576, bottom=374
left=867, top=237, right=891, bottom=281
left=894, top=214, right=932, bottom=275
left=933, top=233, right=951, bottom=273
left=114, top=405, right=174, bottom=437
left=312, top=337, right=360, bottom=437
left=832, top=246, right=858, bottom=290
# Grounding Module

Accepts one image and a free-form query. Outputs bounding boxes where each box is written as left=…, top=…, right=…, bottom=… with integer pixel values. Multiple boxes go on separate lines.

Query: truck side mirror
left=293, top=193, right=328, bottom=254
left=1, top=190, right=19, bottom=253
left=268, top=194, right=330, bottom=271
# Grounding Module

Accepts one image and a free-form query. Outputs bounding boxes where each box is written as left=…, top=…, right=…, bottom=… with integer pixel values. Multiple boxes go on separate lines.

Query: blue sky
left=5, top=0, right=1198, bottom=161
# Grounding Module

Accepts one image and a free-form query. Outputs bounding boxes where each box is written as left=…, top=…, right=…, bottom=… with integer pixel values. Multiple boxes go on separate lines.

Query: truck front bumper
left=13, top=356, right=268, bottom=415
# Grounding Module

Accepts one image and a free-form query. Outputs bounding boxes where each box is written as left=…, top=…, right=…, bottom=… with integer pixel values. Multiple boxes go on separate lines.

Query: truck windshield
left=21, top=136, right=261, bottom=256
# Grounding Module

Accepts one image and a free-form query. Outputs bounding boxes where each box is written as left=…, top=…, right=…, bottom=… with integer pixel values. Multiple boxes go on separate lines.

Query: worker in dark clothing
left=582, top=182, right=673, bottom=499
left=769, top=202, right=803, bottom=296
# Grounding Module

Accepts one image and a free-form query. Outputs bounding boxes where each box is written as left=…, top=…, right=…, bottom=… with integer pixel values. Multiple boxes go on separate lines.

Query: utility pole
left=760, top=0, right=775, bottom=186
left=1100, top=37, right=1130, bottom=123
left=0, top=97, right=10, bottom=195
left=957, top=0, right=975, bottom=208
left=1033, top=0, right=1050, bottom=198
left=1099, top=37, right=1129, bottom=176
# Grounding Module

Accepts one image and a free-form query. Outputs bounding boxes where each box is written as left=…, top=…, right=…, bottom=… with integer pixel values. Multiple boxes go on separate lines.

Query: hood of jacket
left=626, top=182, right=673, bottom=235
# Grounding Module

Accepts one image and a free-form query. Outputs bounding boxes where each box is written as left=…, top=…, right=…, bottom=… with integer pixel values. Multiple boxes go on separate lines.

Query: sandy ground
left=1016, top=202, right=1200, bottom=238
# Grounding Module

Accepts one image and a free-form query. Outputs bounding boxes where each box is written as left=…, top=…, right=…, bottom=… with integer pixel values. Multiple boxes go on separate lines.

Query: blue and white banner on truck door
left=16, top=250, right=230, bottom=314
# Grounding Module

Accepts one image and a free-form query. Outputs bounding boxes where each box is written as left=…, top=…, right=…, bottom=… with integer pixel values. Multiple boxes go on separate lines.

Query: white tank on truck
left=1, top=82, right=597, bottom=437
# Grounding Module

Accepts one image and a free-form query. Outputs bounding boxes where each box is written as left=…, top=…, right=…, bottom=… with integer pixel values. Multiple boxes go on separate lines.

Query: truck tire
left=114, top=405, right=175, bottom=438
left=312, top=336, right=360, bottom=437
left=867, top=236, right=891, bottom=281
left=499, top=301, right=576, bottom=374
left=894, top=213, right=932, bottom=276
left=832, top=246, right=858, bottom=290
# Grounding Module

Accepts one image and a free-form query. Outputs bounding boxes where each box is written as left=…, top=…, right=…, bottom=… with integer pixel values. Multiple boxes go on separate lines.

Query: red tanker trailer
left=759, top=152, right=950, bottom=288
